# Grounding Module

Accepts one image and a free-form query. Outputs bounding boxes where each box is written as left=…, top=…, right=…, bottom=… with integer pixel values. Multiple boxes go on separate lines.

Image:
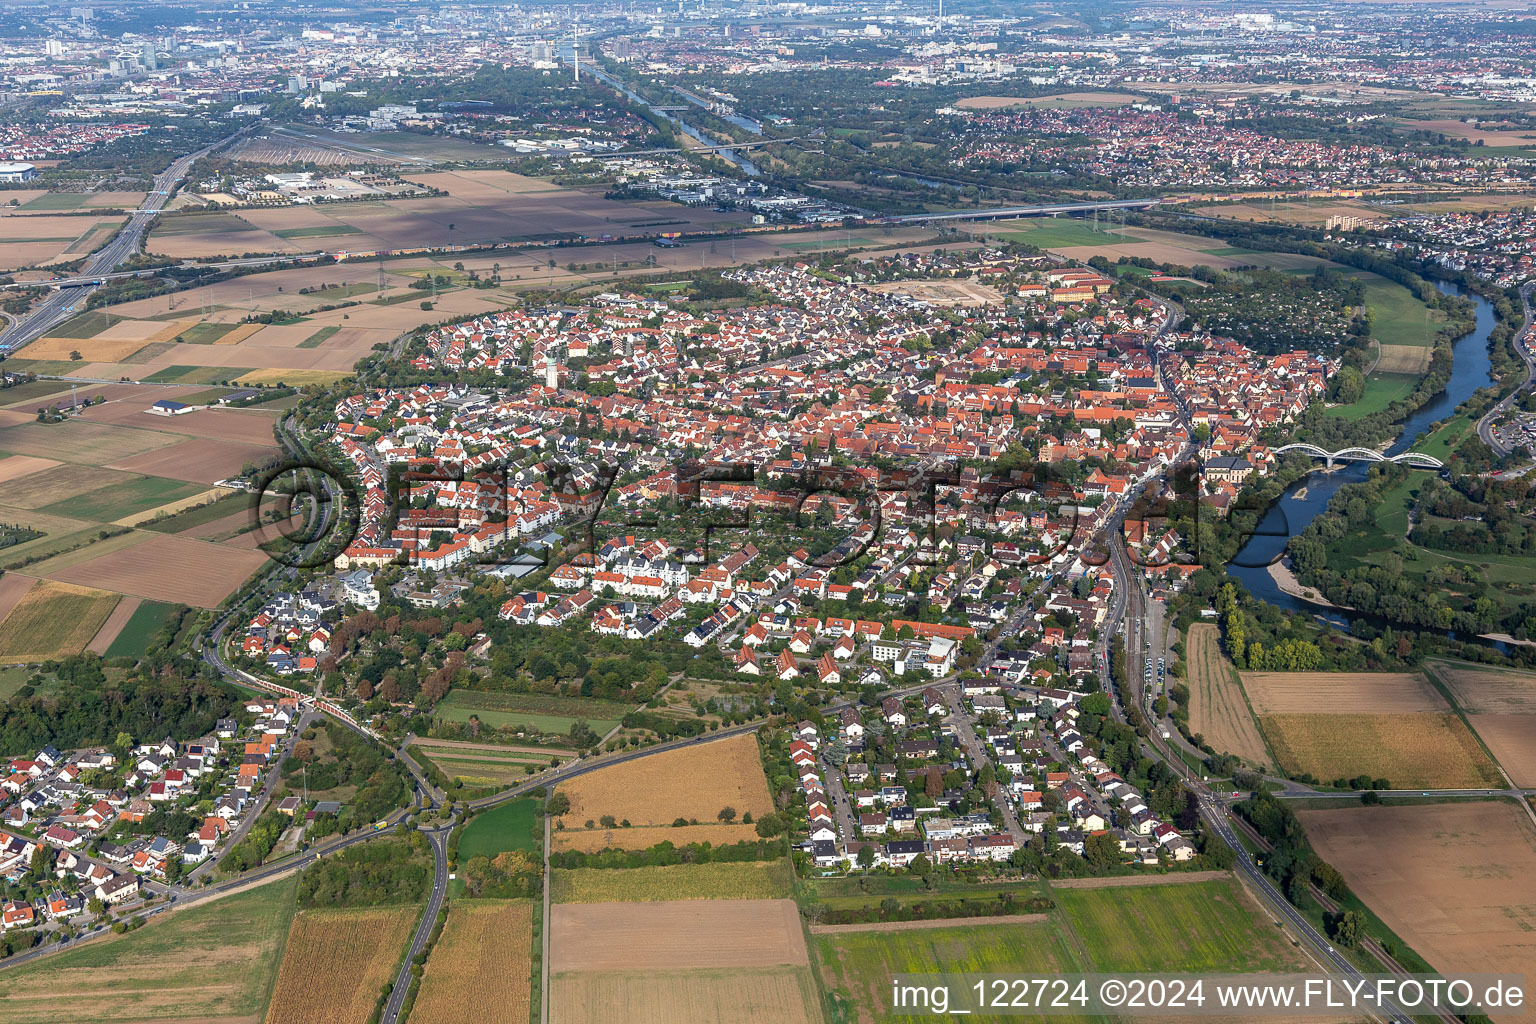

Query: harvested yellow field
left=1260, top=713, right=1501, bottom=788
left=0, top=579, right=120, bottom=662
left=1431, top=663, right=1536, bottom=786
left=1435, top=663, right=1536, bottom=713
left=23, top=335, right=150, bottom=362
left=412, top=900, right=532, bottom=1024
left=552, top=966, right=822, bottom=1024
left=264, top=905, right=417, bottom=1024
left=551, top=899, right=807, bottom=972
left=557, top=733, right=772, bottom=828
left=1299, top=801, right=1536, bottom=988
left=233, top=368, right=350, bottom=386
left=1186, top=623, right=1270, bottom=766
left=552, top=822, right=761, bottom=853
left=1374, top=344, right=1432, bottom=374
left=1241, top=672, right=1446, bottom=714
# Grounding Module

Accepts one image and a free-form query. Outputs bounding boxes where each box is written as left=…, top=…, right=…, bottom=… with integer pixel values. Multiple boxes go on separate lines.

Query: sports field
left=0, top=875, right=296, bottom=1024
left=552, top=861, right=793, bottom=903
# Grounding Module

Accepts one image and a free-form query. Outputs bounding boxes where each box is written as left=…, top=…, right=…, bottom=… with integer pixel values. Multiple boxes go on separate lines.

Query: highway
left=1476, top=280, right=1536, bottom=457
left=888, top=198, right=1162, bottom=225
left=0, top=132, right=243, bottom=354
left=381, top=826, right=451, bottom=1024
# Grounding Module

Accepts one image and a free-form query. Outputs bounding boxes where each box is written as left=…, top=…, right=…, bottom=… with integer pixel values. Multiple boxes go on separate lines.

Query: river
left=1227, top=281, right=1497, bottom=626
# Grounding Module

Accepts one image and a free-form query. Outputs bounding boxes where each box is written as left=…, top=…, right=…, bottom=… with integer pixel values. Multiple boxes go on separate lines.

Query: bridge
left=1275, top=443, right=1444, bottom=469
left=886, top=198, right=1162, bottom=225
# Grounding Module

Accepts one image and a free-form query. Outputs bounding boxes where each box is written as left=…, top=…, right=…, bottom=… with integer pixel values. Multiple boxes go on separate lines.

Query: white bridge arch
left=1274, top=443, right=1443, bottom=470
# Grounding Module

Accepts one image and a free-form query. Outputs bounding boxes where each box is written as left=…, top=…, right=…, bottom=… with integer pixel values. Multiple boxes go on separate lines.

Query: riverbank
left=1267, top=559, right=1347, bottom=610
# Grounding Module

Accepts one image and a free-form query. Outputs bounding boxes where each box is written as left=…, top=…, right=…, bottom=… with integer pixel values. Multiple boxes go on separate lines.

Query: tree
left=908, top=853, right=931, bottom=875
left=1083, top=832, right=1121, bottom=872
left=1327, top=909, right=1364, bottom=948
left=547, top=791, right=571, bottom=815
left=717, top=806, right=737, bottom=822
left=856, top=844, right=875, bottom=869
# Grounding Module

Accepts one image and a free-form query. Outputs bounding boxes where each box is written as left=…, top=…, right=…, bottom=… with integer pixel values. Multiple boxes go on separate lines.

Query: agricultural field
left=413, top=741, right=556, bottom=786
left=412, top=900, right=533, bottom=1024
left=812, top=877, right=1307, bottom=1023
left=1185, top=623, right=1270, bottom=766
left=1429, top=662, right=1536, bottom=786
left=43, top=532, right=268, bottom=607
left=1191, top=198, right=1389, bottom=228
left=0, top=381, right=280, bottom=603
left=1231, top=668, right=1502, bottom=786
left=1240, top=671, right=1446, bottom=714
left=147, top=168, right=749, bottom=260
left=434, top=688, right=634, bottom=735
left=555, top=733, right=772, bottom=829
left=0, top=875, right=296, bottom=1024
left=102, top=599, right=182, bottom=658
left=264, top=905, right=418, bottom=1024
left=552, top=967, right=822, bottom=1024
left=1372, top=344, right=1432, bottom=374
left=1259, top=712, right=1500, bottom=788
left=551, top=898, right=807, bottom=972
left=0, top=213, right=127, bottom=271
left=552, top=860, right=793, bottom=903
left=552, top=821, right=762, bottom=853
left=0, top=579, right=120, bottom=662
left=1299, top=801, right=1536, bottom=981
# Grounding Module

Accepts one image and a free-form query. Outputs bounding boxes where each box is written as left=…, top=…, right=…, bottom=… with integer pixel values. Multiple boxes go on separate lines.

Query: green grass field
left=103, top=600, right=181, bottom=659
left=814, top=878, right=1306, bottom=1023
left=273, top=225, right=362, bottom=240
left=41, top=475, right=205, bottom=522
left=0, top=665, right=33, bottom=701
left=1411, top=408, right=1478, bottom=463
left=0, top=875, right=297, bottom=1024
left=1355, top=273, right=1439, bottom=347
left=0, top=380, right=75, bottom=408
left=460, top=798, right=541, bottom=861
left=988, top=219, right=1126, bottom=249
left=1325, top=372, right=1419, bottom=420
left=434, top=690, right=630, bottom=736
left=151, top=213, right=258, bottom=237
left=47, top=310, right=124, bottom=339
left=144, top=364, right=256, bottom=385
left=174, top=323, right=238, bottom=344
left=552, top=861, right=793, bottom=903
left=143, top=493, right=247, bottom=534
left=298, top=326, right=341, bottom=349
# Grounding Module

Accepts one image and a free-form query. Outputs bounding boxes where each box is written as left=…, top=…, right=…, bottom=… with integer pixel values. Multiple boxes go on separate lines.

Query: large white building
left=0, top=162, right=37, bottom=183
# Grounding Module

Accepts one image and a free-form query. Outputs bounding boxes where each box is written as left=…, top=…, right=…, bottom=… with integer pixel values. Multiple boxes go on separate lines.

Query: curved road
left=1476, top=280, right=1536, bottom=456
